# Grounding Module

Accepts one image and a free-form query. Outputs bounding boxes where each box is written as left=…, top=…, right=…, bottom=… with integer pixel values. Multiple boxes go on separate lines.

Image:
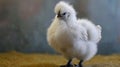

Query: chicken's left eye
left=62, top=12, right=66, bottom=15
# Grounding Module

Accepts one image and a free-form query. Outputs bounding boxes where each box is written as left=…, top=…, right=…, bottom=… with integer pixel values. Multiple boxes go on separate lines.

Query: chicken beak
left=57, top=11, right=62, bottom=18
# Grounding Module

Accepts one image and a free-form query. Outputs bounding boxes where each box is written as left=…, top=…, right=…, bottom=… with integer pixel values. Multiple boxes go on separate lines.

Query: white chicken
left=47, top=1, right=102, bottom=67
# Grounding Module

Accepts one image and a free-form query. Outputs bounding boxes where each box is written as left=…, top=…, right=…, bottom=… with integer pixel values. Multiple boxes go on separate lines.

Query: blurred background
left=0, top=0, right=120, bottom=55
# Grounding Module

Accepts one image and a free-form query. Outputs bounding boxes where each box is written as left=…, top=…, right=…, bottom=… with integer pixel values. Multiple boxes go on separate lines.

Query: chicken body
left=47, top=16, right=99, bottom=61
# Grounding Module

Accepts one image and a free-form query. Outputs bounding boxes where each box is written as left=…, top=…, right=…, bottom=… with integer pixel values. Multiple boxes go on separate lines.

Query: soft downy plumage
left=47, top=1, right=102, bottom=67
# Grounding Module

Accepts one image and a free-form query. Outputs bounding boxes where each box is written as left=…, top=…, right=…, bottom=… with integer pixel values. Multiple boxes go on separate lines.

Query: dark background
left=0, top=0, right=120, bottom=55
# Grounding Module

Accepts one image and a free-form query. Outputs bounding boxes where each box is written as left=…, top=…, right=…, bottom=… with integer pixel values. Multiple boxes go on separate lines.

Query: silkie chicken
left=47, top=1, right=102, bottom=67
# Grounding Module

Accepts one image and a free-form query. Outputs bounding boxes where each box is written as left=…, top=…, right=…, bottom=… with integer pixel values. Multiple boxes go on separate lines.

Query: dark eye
left=62, top=12, right=66, bottom=15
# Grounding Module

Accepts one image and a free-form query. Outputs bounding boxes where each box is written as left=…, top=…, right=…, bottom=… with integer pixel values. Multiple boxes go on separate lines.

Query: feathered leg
left=60, top=59, right=73, bottom=67
left=78, top=60, right=83, bottom=67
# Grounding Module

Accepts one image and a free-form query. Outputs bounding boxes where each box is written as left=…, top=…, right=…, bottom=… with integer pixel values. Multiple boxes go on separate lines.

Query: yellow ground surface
left=0, top=51, right=120, bottom=67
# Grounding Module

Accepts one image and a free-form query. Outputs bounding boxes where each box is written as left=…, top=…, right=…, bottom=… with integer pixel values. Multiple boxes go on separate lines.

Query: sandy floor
left=0, top=51, right=120, bottom=67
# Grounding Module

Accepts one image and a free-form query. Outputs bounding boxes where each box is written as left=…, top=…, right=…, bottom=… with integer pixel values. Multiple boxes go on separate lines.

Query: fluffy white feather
left=47, top=1, right=102, bottom=65
left=78, top=19, right=102, bottom=43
